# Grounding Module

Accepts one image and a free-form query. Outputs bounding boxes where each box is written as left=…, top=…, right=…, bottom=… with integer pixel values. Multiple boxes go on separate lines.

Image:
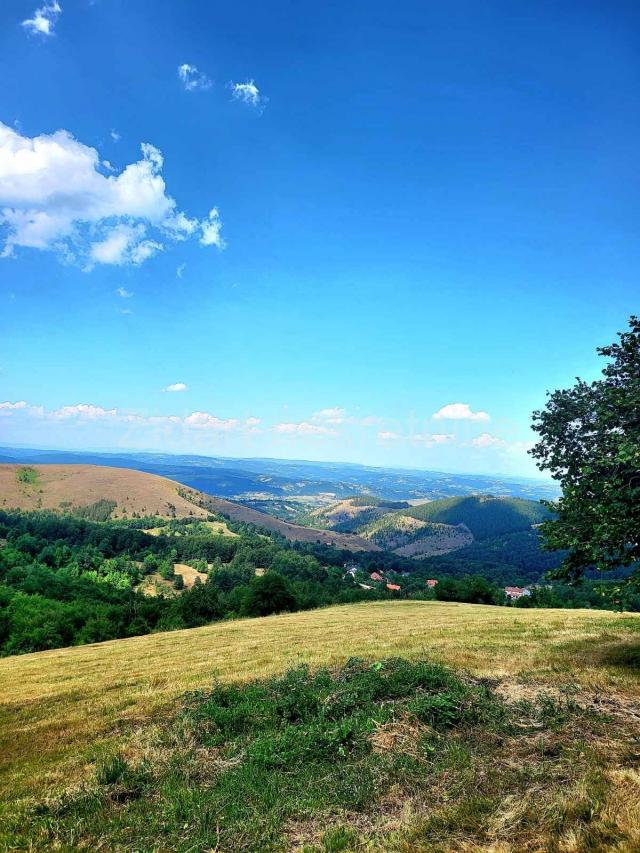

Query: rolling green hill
left=306, top=494, right=551, bottom=561
left=403, top=495, right=551, bottom=540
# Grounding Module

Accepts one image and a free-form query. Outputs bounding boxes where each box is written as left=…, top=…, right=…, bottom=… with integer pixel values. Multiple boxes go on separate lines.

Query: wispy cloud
left=176, top=263, right=186, bottom=278
left=378, top=430, right=401, bottom=441
left=312, top=407, right=347, bottom=425
left=22, top=1, right=61, bottom=37
left=178, top=63, right=212, bottom=92
left=115, top=286, right=133, bottom=298
left=378, top=430, right=455, bottom=447
left=274, top=421, right=337, bottom=437
left=110, top=129, right=121, bottom=143
left=432, top=402, right=490, bottom=422
left=229, top=80, right=267, bottom=110
left=0, top=123, right=224, bottom=267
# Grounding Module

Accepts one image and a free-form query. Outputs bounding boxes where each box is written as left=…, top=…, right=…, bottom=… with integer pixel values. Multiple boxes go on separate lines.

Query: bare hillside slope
left=0, top=463, right=379, bottom=550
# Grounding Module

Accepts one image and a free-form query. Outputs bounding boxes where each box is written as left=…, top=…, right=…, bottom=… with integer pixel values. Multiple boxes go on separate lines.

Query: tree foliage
left=531, top=316, right=640, bottom=580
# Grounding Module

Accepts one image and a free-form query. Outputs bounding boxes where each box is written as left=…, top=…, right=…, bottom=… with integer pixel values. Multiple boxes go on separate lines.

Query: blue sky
left=0, top=0, right=638, bottom=476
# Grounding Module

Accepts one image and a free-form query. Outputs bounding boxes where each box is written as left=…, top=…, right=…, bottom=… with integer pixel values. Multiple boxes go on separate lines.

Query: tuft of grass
left=94, top=754, right=128, bottom=786
left=16, top=466, right=38, bottom=486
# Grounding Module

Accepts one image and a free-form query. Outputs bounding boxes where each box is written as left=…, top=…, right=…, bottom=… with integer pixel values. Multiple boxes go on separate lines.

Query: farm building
left=504, top=586, right=531, bottom=600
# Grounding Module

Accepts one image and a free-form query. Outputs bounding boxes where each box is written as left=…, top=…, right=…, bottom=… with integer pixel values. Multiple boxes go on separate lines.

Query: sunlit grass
left=1, top=600, right=638, bottom=809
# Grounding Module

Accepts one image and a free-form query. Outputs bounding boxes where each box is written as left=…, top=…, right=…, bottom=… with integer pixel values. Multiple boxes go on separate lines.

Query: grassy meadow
left=1, top=600, right=639, bottom=850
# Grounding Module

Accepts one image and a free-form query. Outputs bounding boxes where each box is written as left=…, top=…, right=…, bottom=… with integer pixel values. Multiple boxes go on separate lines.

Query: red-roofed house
left=386, top=583, right=401, bottom=591
left=370, top=572, right=384, bottom=582
left=426, top=579, right=438, bottom=588
left=504, top=586, right=531, bottom=600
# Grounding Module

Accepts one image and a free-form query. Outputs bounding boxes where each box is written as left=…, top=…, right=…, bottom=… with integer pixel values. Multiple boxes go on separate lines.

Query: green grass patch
left=5, top=658, right=624, bottom=852
left=16, top=466, right=38, bottom=486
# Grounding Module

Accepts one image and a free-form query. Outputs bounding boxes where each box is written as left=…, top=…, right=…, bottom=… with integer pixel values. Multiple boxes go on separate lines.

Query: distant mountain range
left=0, top=447, right=560, bottom=508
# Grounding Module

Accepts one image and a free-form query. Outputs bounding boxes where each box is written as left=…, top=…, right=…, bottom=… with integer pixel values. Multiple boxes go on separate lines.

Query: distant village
left=343, top=563, right=534, bottom=601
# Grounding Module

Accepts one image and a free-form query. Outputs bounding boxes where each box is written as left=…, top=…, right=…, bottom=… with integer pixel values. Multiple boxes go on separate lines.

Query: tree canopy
left=531, top=316, right=640, bottom=581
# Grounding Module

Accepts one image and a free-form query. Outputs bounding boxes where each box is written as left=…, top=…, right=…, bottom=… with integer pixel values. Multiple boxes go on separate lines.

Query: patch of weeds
left=22, top=658, right=616, bottom=852
left=16, top=466, right=38, bottom=485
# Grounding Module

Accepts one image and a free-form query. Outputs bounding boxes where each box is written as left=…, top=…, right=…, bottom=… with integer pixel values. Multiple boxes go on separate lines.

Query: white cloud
left=164, top=382, right=187, bottom=392
left=0, top=123, right=224, bottom=266
left=411, top=433, right=455, bottom=445
left=115, top=286, right=133, bottom=298
left=200, top=208, right=225, bottom=248
left=359, top=415, right=384, bottom=427
left=90, top=224, right=162, bottom=266
left=176, top=263, right=186, bottom=278
left=178, top=64, right=212, bottom=92
left=274, top=421, right=337, bottom=437
left=470, top=432, right=507, bottom=449
left=312, top=407, right=347, bottom=425
left=0, top=400, right=43, bottom=418
left=432, top=403, right=490, bottom=422
left=378, top=430, right=401, bottom=441
left=0, top=400, right=264, bottom=439
left=51, top=403, right=118, bottom=421
left=110, top=129, right=121, bottom=143
left=184, top=411, right=239, bottom=431
left=229, top=80, right=267, bottom=110
left=22, top=1, right=61, bottom=37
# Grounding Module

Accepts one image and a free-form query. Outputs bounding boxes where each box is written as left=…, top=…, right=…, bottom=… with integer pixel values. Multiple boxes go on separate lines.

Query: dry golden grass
left=0, top=463, right=209, bottom=519
left=1, top=600, right=638, bottom=806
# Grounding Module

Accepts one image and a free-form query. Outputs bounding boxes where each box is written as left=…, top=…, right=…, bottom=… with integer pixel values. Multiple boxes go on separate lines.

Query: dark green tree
left=531, top=316, right=640, bottom=580
left=241, top=572, right=297, bottom=618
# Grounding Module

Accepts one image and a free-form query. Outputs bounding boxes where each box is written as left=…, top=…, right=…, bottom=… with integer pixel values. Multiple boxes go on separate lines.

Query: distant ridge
left=0, top=463, right=379, bottom=552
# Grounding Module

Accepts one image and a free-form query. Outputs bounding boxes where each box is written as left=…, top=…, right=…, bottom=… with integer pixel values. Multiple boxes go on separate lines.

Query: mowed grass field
left=1, top=601, right=639, bottom=805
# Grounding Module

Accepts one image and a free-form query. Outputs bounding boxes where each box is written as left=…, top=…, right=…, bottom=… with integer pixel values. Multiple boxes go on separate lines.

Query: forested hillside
left=305, top=494, right=552, bottom=563
left=403, top=495, right=551, bottom=539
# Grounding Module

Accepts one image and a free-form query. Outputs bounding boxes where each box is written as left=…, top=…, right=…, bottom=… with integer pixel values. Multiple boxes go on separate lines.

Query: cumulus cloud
left=274, top=421, right=337, bottom=437
left=51, top=403, right=118, bottom=420
left=0, top=400, right=27, bottom=410
left=178, top=63, right=212, bottom=92
left=115, top=286, right=133, bottom=298
left=22, top=1, right=61, bottom=37
left=183, top=411, right=239, bottom=431
left=470, top=432, right=507, bottom=449
left=164, top=382, right=187, bottom=392
left=0, top=123, right=224, bottom=266
left=229, top=80, right=267, bottom=110
left=432, top=403, right=490, bottom=422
